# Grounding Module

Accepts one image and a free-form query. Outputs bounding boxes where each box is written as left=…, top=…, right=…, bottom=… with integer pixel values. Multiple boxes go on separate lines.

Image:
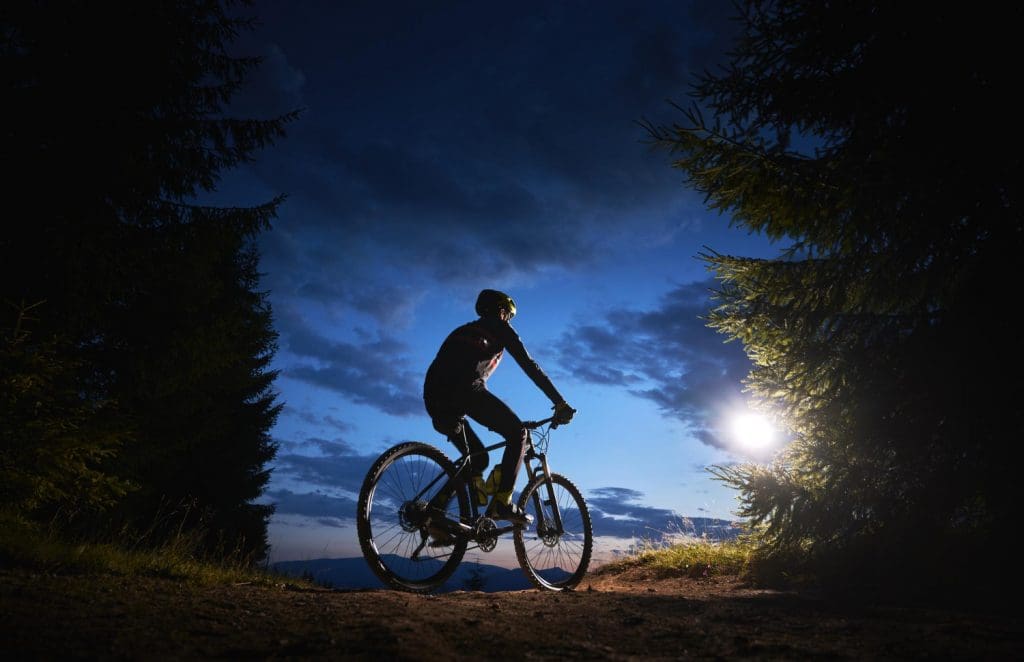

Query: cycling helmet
left=475, top=289, right=516, bottom=319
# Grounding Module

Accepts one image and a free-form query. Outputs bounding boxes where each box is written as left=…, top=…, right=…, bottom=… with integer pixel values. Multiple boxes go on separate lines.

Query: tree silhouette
left=2, top=0, right=297, bottom=560
left=462, top=557, right=488, bottom=592
left=645, top=1, right=1021, bottom=595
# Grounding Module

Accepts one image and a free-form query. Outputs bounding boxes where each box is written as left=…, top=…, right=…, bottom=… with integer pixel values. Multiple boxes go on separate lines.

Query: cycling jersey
left=423, top=314, right=565, bottom=507
left=423, top=316, right=563, bottom=404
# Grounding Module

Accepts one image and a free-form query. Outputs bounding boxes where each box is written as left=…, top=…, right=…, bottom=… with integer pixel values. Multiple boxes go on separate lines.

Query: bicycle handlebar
left=523, top=416, right=557, bottom=430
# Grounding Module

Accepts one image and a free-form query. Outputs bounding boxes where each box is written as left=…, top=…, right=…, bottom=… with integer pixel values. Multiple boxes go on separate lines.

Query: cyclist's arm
left=491, top=319, right=565, bottom=405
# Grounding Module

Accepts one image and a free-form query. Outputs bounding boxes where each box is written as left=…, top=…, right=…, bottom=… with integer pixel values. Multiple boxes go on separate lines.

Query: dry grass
left=598, top=536, right=754, bottom=580
left=0, top=510, right=308, bottom=588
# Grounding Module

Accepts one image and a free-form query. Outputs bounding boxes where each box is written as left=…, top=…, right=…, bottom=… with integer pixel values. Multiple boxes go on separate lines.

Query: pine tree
left=105, top=206, right=283, bottom=559
left=462, top=558, right=488, bottom=592
left=646, top=1, right=1022, bottom=594
left=1, top=302, right=130, bottom=516
left=2, top=1, right=296, bottom=560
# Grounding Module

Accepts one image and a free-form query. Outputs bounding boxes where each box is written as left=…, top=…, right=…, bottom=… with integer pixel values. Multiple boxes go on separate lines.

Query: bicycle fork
left=526, top=450, right=565, bottom=535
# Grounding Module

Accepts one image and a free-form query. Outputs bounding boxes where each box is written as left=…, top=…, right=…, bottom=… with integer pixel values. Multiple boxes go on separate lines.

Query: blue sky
left=209, top=1, right=787, bottom=566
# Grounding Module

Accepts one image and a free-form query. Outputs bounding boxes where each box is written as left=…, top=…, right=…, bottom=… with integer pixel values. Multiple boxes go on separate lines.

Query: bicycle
left=356, top=416, right=593, bottom=593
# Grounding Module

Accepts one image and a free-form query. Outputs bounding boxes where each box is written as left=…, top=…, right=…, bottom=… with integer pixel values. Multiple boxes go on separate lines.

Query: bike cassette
left=474, top=517, right=499, bottom=552
left=398, top=500, right=428, bottom=532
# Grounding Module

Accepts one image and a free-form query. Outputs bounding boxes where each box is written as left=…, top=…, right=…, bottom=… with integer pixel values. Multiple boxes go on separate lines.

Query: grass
left=599, top=536, right=755, bottom=580
left=0, top=511, right=311, bottom=588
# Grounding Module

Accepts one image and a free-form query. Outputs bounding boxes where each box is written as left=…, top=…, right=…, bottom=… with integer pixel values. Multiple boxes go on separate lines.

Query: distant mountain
left=272, top=555, right=537, bottom=593
left=272, top=517, right=742, bottom=593
left=272, top=556, right=386, bottom=591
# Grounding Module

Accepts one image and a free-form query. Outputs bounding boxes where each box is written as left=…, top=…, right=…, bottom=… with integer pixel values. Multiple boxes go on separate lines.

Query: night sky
left=206, top=1, right=786, bottom=565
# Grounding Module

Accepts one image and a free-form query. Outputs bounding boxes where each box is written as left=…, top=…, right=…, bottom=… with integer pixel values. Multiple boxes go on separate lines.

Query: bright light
left=731, top=412, right=776, bottom=450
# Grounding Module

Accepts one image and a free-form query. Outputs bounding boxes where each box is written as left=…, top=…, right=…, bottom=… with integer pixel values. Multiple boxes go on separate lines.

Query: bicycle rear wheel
left=513, top=473, right=593, bottom=591
left=357, top=442, right=469, bottom=592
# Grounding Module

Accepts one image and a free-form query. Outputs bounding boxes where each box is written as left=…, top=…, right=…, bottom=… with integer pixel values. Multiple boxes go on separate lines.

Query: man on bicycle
left=423, top=289, right=575, bottom=536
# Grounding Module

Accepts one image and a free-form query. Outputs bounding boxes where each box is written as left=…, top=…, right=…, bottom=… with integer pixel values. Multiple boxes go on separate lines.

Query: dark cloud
left=226, top=1, right=741, bottom=294
left=273, top=437, right=381, bottom=494
left=229, top=43, right=306, bottom=119
left=295, top=280, right=426, bottom=328
left=280, top=408, right=354, bottom=435
left=265, top=488, right=357, bottom=526
left=276, top=310, right=423, bottom=417
left=588, top=486, right=738, bottom=540
left=554, top=281, right=752, bottom=450
left=590, top=487, right=645, bottom=504
left=588, top=486, right=680, bottom=539
left=322, top=415, right=354, bottom=433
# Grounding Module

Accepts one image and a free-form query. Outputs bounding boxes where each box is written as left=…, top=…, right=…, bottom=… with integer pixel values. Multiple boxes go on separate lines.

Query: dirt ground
left=2, top=566, right=1022, bottom=660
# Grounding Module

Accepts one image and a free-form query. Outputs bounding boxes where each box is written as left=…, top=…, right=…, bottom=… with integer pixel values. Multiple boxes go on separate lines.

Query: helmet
left=475, top=289, right=516, bottom=319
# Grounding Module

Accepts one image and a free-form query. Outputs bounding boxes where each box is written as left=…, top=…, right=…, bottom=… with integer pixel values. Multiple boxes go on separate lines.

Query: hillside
left=273, top=556, right=550, bottom=593
left=2, top=565, right=1022, bottom=659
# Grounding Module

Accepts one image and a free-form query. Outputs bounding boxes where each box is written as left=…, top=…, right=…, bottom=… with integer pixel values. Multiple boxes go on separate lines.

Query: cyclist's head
left=475, top=289, right=516, bottom=320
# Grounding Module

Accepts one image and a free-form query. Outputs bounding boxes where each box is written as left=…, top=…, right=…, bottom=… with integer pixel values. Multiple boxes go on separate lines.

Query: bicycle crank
left=473, top=517, right=499, bottom=553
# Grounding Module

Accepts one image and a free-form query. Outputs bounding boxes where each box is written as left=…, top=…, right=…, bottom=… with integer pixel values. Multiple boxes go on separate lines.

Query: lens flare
left=731, top=413, right=775, bottom=450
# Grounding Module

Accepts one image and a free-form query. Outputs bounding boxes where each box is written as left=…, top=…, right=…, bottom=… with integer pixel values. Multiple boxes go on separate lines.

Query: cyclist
left=423, top=289, right=575, bottom=538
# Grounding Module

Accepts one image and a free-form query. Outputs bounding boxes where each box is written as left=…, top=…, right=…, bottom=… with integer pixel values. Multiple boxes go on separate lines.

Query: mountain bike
left=356, top=416, right=592, bottom=593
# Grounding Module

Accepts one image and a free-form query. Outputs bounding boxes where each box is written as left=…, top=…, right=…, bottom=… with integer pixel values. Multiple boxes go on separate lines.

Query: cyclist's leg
left=424, top=396, right=488, bottom=510
left=447, top=419, right=490, bottom=476
left=464, top=387, right=527, bottom=505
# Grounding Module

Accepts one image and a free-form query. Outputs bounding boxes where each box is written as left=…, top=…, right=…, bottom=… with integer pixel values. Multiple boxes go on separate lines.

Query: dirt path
left=2, top=568, right=1022, bottom=659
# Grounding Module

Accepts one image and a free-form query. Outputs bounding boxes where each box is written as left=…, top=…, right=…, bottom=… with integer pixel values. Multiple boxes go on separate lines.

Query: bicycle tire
left=357, top=442, right=469, bottom=593
left=513, top=472, right=593, bottom=591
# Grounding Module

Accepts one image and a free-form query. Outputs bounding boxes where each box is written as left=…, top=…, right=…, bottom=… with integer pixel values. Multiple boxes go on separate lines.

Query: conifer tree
left=646, top=1, right=1022, bottom=592
left=2, top=0, right=295, bottom=559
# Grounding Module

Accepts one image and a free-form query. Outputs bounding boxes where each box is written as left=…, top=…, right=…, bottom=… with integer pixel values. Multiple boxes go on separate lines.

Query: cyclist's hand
left=553, top=401, right=576, bottom=426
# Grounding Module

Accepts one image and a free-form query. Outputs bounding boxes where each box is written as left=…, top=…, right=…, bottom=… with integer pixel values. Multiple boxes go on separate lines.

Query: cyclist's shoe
left=485, top=499, right=533, bottom=525
left=470, top=473, right=489, bottom=506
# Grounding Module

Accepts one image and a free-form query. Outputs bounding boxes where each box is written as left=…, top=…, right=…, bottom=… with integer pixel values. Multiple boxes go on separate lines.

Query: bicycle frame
left=408, top=417, right=564, bottom=554
left=357, top=413, right=592, bottom=592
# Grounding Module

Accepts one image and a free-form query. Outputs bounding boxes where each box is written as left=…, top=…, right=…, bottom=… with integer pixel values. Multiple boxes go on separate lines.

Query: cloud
left=272, top=436, right=381, bottom=494
left=269, top=423, right=388, bottom=525
left=293, top=279, right=427, bottom=329
left=590, top=487, right=646, bottom=504
left=554, top=281, right=752, bottom=450
left=232, top=1, right=740, bottom=299
left=264, top=488, right=357, bottom=526
left=587, top=486, right=681, bottom=539
left=587, top=486, right=738, bottom=541
left=280, top=408, right=354, bottom=434
left=276, top=311, right=423, bottom=417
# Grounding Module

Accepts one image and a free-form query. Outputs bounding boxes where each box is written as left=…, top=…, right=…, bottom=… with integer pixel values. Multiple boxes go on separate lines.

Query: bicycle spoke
left=357, top=443, right=469, bottom=592
left=514, top=473, right=593, bottom=590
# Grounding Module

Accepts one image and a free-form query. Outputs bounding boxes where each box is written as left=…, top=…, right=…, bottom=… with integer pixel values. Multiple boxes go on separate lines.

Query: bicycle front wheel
left=514, top=473, right=593, bottom=591
left=357, top=442, right=469, bottom=593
